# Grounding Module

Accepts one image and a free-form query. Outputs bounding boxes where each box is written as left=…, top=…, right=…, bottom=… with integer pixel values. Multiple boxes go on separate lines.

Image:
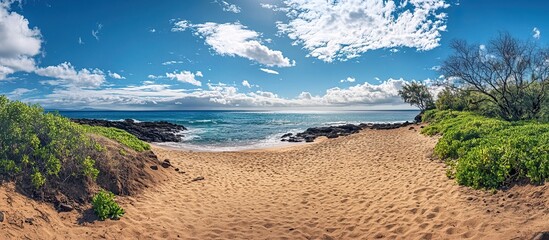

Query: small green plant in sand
left=92, top=190, right=125, bottom=220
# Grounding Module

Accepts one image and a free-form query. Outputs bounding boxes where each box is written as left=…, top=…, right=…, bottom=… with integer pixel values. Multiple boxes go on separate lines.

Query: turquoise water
left=57, top=110, right=419, bottom=151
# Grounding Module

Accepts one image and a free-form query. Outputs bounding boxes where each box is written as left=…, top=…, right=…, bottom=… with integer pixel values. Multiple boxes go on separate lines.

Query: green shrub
left=83, top=126, right=150, bottom=152
left=423, top=110, right=549, bottom=189
left=0, top=96, right=99, bottom=190
left=92, top=190, right=125, bottom=220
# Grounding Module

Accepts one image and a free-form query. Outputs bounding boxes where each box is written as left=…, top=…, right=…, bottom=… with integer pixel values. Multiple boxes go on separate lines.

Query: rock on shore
left=72, top=118, right=187, bottom=142
left=281, top=122, right=413, bottom=143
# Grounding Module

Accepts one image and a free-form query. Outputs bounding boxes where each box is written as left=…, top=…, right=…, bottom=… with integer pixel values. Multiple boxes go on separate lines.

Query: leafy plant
left=92, top=190, right=125, bottom=220
left=0, top=96, right=100, bottom=190
left=423, top=110, right=549, bottom=189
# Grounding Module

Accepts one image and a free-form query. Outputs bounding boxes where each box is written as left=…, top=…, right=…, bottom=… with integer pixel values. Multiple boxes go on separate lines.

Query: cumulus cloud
left=27, top=77, right=441, bottom=110
left=108, top=71, right=125, bottom=79
left=340, top=77, right=356, bottom=83
left=216, top=0, right=241, bottom=13
left=35, top=62, right=106, bottom=88
left=259, top=68, right=279, bottom=74
left=323, top=78, right=406, bottom=105
left=533, top=27, right=541, bottom=39
left=0, top=1, right=42, bottom=80
left=165, top=70, right=203, bottom=86
left=277, top=0, right=450, bottom=62
left=175, top=21, right=295, bottom=67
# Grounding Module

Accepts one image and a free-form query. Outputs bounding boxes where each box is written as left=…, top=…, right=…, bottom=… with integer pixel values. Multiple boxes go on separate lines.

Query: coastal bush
left=423, top=110, right=549, bottom=188
left=83, top=125, right=150, bottom=152
left=0, top=96, right=100, bottom=191
left=441, top=33, right=549, bottom=121
left=398, top=82, right=435, bottom=111
left=92, top=190, right=125, bottom=220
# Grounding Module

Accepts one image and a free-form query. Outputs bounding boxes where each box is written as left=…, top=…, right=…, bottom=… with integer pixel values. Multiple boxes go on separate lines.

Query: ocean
left=57, top=110, right=419, bottom=151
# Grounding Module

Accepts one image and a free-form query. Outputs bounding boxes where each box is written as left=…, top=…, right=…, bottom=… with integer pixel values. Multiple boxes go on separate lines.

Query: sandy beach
left=1, top=126, right=548, bottom=239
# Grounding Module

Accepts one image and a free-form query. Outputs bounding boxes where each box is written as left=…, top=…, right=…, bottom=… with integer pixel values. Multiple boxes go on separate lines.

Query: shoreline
left=150, top=137, right=327, bottom=153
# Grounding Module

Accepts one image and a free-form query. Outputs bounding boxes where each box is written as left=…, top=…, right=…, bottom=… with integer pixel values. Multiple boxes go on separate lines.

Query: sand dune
left=1, top=127, right=548, bottom=239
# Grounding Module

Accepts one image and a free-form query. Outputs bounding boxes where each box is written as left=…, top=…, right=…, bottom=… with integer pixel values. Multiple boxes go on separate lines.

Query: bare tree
left=398, top=82, right=435, bottom=112
left=441, top=33, right=549, bottom=121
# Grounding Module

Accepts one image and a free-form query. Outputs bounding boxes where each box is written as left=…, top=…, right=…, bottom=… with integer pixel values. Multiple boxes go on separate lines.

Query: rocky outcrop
left=72, top=118, right=187, bottom=143
left=282, top=121, right=413, bottom=143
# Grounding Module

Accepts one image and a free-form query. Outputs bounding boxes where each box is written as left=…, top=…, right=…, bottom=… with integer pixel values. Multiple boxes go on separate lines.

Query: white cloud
left=260, top=3, right=289, bottom=12
left=217, top=0, right=241, bottom=13
left=108, top=71, right=125, bottom=79
left=0, top=1, right=41, bottom=80
left=150, top=28, right=156, bottom=33
left=28, top=77, right=440, bottom=110
left=323, top=79, right=406, bottom=105
left=91, top=23, right=103, bottom=40
left=78, top=37, right=84, bottom=45
left=171, top=20, right=189, bottom=32
left=162, top=60, right=184, bottom=65
left=533, top=27, right=541, bottom=39
left=430, top=65, right=441, bottom=71
left=277, top=0, right=450, bottom=62
left=242, top=80, right=252, bottom=88
left=178, top=21, right=295, bottom=67
left=165, top=70, right=202, bottom=86
left=259, top=68, right=279, bottom=74
left=340, top=77, right=356, bottom=83
left=35, top=62, right=106, bottom=88
left=7, top=87, right=36, bottom=99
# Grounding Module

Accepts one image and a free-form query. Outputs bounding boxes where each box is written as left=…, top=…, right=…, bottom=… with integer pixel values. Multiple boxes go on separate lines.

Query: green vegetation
left=0, top=96, right=99, bottom=189
left=441, top=33, right=549, bottom=121
left=82, top=125, right=150, bottom=152
left=92, top=190, right=125, bottom=220
left=397, top=82, right=435, bottom=112
left=422, top=110, right=549, bottom=189
left=0, top=96, right=153, bottom=220
left=398, top=33, right=549, bottom=189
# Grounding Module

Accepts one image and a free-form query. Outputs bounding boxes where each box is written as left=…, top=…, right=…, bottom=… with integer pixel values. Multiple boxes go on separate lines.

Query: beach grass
left=82, top=125, right=151, bottom=152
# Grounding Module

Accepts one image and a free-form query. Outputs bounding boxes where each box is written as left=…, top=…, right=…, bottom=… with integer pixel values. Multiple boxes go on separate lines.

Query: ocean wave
left=113, top=118, right=142, bottom=123
left=183, top=119, right=232, bottom=125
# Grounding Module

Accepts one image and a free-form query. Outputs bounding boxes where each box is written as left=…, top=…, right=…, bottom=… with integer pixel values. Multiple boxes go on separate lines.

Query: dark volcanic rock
left=281, top=122, right=413, bottom=143
left=533, top=232, right=549, bottom=240
left=192, top=176, right=205, bottom=182
left=414, top=111, right=424, bottom=123
left=0, top=211, right=4, bottom=222
left=72, top=118, right=187, bottom=143
left=150, top=165, right=159, bottom=170
left=58, top=203, right=74, bottom=212
left=281, top=133, right=293, bottom=138
left=161, top=159, right=171, bottom=168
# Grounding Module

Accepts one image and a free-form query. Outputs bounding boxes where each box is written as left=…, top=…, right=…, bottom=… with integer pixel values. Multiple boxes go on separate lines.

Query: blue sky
left=0, top=0, right=547, bottom=110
